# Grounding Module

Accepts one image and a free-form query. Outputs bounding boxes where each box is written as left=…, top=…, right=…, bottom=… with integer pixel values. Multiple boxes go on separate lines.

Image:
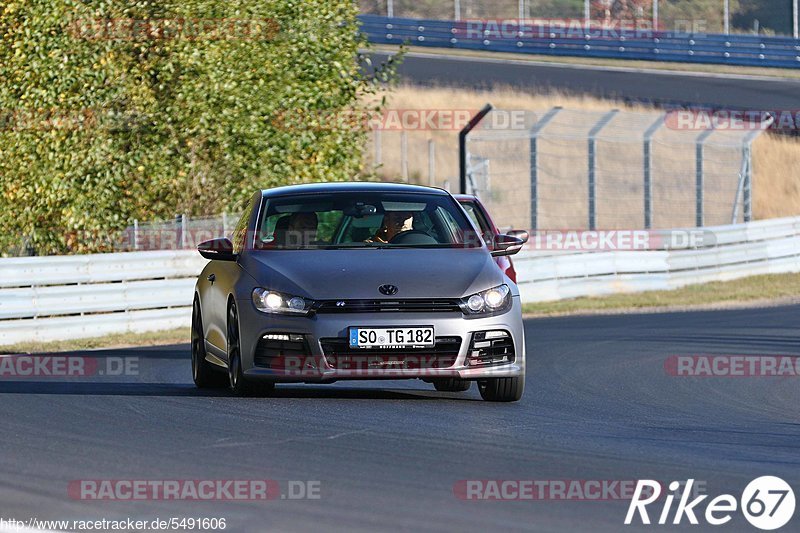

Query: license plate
left=349, top=327, right=435, bottom=349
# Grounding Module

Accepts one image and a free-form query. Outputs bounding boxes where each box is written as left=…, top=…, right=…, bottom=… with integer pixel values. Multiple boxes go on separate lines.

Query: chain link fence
left=360, top=0, right=800, bottom=37
left=7, top=214, right=237, bottom=257
left=464, top=107, right=770, bottom=231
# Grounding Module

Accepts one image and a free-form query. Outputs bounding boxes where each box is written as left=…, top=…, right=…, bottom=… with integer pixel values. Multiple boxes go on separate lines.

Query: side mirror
left=198, top=238, right=237, bottom=261
left=491, top=234, right=525, bottom=257
left=506, top=229, right=529, bottom=244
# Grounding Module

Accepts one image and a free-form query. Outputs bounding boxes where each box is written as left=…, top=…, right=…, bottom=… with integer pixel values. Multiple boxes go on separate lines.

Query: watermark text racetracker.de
left=527, top=229, right=715, bottom=251
left=69, top=18, right=280, bottom=42
left=458, top=18, right=710, bottom=39
left=0, top=354, right=138, bottom=379
left=68, top=479, right=321, bottom=501
left=665, top=355, right=800, bottom=377
left=453, top=479, right=706, bottom=501
left=665, top=109, right=800, bottom=134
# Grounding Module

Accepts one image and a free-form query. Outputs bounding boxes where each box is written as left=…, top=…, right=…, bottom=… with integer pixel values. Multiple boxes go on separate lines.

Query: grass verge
left=522, top=273, right=800, bottom=316
left=0, top=328, right=190, bottom=354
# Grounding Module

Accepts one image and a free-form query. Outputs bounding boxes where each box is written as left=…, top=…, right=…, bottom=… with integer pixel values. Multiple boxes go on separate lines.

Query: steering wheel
left=389, top=230, right=438, bottom=245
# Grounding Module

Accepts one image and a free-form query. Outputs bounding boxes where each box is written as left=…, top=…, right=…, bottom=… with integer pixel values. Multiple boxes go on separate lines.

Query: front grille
left=254, top=334, right=310, bottom=368
left=466, top=330, right=515, bottom=366
left=320, top=336, right=462, bottom=370
left=314, top=299, right=462, bottom=314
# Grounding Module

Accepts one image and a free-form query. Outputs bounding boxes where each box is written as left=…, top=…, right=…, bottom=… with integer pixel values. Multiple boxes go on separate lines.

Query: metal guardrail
left=359, top=15, right=800, bottom=68
left=515, top=217, right=800, bottom=302
left=0, top=251, right=207, bottom=346
left=1, top=216, right=799, bottom=345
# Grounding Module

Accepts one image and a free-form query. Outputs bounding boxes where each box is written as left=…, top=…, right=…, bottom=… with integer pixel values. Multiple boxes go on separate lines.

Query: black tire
left=191, top=298, right=227, bottom=388
left=432, top=378, right=471, bottom=392
left=227, top=303, right=274, bottom=397
left=477, top=377, right=524, bottom=402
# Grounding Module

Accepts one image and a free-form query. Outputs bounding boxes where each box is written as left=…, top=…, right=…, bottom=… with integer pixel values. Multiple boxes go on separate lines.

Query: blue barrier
left=359, top=15, right=800, bottom=69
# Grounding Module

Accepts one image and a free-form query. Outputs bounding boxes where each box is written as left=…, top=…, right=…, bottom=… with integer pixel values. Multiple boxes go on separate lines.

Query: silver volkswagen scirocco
left=192, top=182, right=526, bottom=401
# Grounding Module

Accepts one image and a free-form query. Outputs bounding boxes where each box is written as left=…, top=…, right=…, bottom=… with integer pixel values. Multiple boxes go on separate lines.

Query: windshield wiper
left=317, top=244, right=374, bottom=249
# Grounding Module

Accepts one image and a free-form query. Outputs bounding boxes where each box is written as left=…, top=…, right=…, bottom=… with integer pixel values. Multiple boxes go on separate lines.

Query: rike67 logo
left=625, top=477, right=795, bottom=530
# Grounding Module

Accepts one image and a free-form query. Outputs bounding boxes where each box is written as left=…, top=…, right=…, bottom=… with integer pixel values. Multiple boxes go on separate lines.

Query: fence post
left=387, top=0, right=394, bottom=18
left=455, top=0, right=461, bottom=21
left=643, top=115, right=665, bottom=229
left=428, top=139, right=436, bottom=186
left=174, top=215, right=182, bottom=249
left=459, top=103, right=493, bottom=194
left=374, top=129, right=382, bottom=166
left=401, top=130, right=408, bottom=182
left=133, top=219, right=139, bottom=250
left=695, top=128, right=714, bottom=228
left=529, top=106, right=562, bottom=231
left=743, top=143, right=755, bottom=223
left=732, top=152, right=748, bottom=224
left=587, top=110, right=619, bottom=231
left=181, top=214, right=188, bottom=249
left=695, top=128, right=715, bottom=227
left=653, top=0, right=659, bottom=31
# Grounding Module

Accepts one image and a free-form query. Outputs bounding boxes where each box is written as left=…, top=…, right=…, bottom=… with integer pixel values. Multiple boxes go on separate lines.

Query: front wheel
left=192, top=299, right=227, bottom=388
left=477, top=377, right=524, bottom=402
left=227, top=303, right=274, bottom=397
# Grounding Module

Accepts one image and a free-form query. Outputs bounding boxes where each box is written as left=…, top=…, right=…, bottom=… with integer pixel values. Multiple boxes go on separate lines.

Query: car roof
left=261, top=182, right=450, bottom=198
left=454, top=194, right=478, bottom=202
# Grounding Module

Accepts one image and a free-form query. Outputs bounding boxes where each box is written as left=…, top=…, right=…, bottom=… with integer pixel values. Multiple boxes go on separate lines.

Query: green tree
left=0, top=0, right=391, bottom=254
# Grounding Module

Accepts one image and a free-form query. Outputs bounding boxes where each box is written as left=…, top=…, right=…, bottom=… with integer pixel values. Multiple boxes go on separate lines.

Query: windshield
left=254, top=191, right=482, bottom=250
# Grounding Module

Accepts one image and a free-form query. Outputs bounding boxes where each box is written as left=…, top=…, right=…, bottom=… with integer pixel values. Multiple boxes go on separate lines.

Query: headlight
left=252, top=288, right=313, bottom=315
left=460, top=284, right=512, bottom=316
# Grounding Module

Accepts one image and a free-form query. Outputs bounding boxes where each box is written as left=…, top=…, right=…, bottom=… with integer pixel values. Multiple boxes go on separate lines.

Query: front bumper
left=236, top=297, right=526, bottom=382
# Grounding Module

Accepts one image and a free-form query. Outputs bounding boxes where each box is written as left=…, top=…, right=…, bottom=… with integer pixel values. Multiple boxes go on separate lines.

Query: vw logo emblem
left=378, top=284, right=399, bottom=296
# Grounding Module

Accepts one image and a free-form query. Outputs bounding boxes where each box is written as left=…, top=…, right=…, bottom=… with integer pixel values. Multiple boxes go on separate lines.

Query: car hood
left=239, top=248, right=508, bottom=300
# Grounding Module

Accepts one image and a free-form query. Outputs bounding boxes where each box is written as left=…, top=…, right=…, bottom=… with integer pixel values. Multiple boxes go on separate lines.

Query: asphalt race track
left=1, top=306, right=798, bottom=532
left=370, top=51, right=800, bottom=110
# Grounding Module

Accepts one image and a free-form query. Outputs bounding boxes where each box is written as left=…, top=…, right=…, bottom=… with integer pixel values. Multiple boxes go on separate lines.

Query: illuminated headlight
left=460, top=284, right=511, bottom=316
left=252, top=288, right=313, bottom=315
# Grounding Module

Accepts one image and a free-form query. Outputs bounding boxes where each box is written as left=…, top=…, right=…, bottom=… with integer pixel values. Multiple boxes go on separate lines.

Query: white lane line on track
left=368, top=48, right=800, bottom=84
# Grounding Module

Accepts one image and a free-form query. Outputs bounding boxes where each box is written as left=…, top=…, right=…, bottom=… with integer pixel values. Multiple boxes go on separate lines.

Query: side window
left=436, top=206, right=462, bottom=242
left=459, top=202, right=492, bottom=245
left=461, top=203, right=488, bottom=233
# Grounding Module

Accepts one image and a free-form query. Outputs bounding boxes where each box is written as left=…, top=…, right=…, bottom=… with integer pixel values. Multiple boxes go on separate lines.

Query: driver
left=367, top=211, right=414, bottom=244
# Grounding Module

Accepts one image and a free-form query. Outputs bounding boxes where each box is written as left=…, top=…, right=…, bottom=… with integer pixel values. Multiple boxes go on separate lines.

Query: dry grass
left=522, top=273, right=800, bottom=316
left=752, top=134, right=800, bottom=219
left=365, top=85, right=800, bottom=226
left=0, top=328, right=190, bottom=354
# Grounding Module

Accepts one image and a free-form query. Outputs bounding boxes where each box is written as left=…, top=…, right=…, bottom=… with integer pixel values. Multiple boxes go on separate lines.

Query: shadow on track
left=0, top=381, right=479, bottom=401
